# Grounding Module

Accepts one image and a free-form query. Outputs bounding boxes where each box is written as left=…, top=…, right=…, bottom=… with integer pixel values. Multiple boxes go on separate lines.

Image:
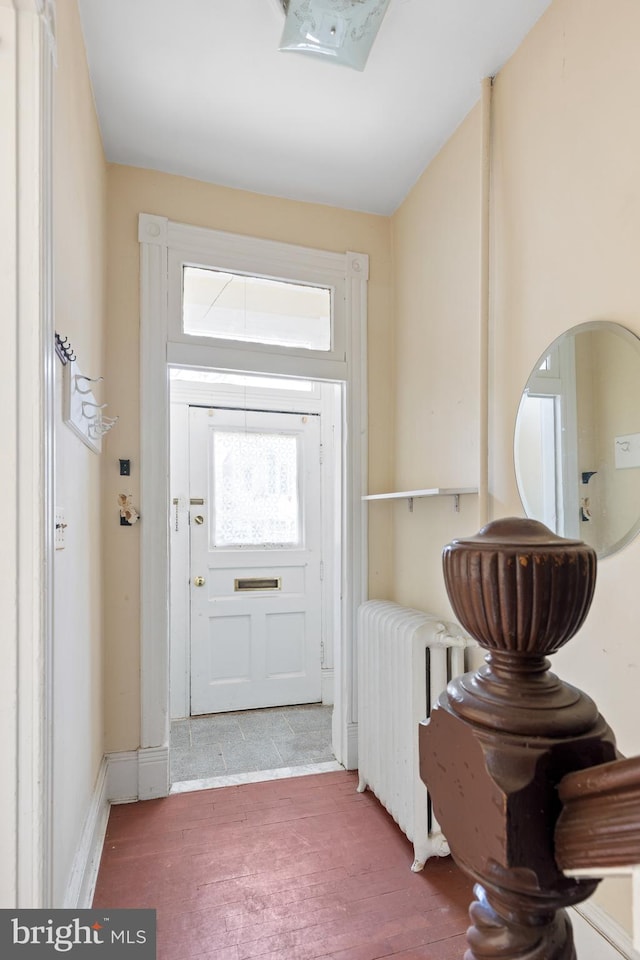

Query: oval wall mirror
left=514, top=321, right=640, bottom=558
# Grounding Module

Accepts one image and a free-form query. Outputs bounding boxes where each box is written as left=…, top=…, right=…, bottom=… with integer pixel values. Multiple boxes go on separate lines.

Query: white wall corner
left=138, top=745, right=170, bottom=801
left=63, top=758, right=110, bottom=909
left=138, top=213, right=168, bottom=246
left=346, top=252, right=369, bottom=281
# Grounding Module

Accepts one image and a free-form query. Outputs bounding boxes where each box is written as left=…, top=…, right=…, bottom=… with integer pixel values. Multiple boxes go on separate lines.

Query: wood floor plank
left=93, top=771, right=472, bottom=960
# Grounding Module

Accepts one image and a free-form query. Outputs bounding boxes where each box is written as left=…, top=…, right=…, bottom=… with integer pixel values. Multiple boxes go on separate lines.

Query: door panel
left=189, top=406, right=322, bottom=714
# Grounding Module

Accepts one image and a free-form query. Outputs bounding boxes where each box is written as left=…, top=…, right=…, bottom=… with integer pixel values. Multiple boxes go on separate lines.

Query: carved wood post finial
left=419, top=518, right=617, bottom=960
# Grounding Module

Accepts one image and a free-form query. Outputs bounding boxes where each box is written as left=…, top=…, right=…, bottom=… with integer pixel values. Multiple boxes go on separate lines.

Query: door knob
left=193, top=576, right=205, bottom=587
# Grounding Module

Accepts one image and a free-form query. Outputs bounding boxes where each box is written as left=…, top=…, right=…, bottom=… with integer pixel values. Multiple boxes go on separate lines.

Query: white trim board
left=106, top=747, right=170, bottom=804
left=63, top=759, right=110, bottom=909
left=106, top=752, right=139, bottom=804
left=571, top=902, right=638, bottom=959
left=63, top=747, right=169, bottom=910
left=1, top=0, right=56, bottom=907
left=567, top=867, right=639, bottom=953
left=139, top=215, right=368, bottom=781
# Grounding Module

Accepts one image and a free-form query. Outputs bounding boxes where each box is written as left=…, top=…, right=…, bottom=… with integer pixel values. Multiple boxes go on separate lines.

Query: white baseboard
left=344, top=720, right=358, bottom=770
left=63, top=757, right=110, bottom=908
left=138, top=745, right=170, bottom=800
left=107, top=745, right=170, bottom=803
left=106, top=750, right=139, bottom=802
left=63, top=746, right=170, bottom=907
left=572, top=902, right=638, bottom=959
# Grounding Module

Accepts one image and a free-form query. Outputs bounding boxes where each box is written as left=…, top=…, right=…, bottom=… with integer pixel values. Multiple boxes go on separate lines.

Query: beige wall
left=52, top=0, right=107, bottom=903
left=391, top=0, right=640, bottom=935
left=491, top=0, right=640, bottom=757
left=573, top=327, right=640, bottom=555
left=104, top=165, right=394, bottom=750
left=592, top=329, right=640, bottom=550
left=390, top=104, right=482, bottom=615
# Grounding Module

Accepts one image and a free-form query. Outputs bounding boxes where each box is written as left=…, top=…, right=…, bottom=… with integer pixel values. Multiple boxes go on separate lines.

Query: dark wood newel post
left=419, top=517, right=618, bottom=960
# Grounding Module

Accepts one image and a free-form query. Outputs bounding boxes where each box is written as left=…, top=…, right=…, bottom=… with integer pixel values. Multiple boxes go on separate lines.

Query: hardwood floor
left=93, top=770, right=473, bottom=959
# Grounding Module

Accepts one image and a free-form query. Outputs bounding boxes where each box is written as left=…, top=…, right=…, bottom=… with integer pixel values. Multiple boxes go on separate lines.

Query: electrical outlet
left=55, top=508, right=67, bottom=549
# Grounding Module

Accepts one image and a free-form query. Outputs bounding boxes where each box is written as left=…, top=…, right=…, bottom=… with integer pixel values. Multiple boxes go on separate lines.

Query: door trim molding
left=139, top=225, right=170, bottom=750
left=2, top=0, right=56, bottom=906
left=139, top=214, right=368, bottom=779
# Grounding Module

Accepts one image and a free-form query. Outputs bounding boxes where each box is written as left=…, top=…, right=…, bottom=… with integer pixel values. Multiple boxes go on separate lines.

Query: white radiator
left=356, top=600, right=471, bottom=872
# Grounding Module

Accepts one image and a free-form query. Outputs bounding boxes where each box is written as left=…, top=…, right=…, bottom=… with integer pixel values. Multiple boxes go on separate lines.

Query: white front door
left=189, top=406, right=323, bottom=714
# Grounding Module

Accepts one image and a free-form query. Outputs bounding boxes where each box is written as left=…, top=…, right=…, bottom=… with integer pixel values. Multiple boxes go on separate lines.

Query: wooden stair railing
left=556, top=755, right=640, bottom=872
left=556, top=755, right=640, bottom=955
left=418, top=517, right=639, bottom=959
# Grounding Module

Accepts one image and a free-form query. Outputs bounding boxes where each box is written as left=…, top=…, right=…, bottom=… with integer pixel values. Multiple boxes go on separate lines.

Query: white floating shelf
left=362, top=487, right=478, bottom=512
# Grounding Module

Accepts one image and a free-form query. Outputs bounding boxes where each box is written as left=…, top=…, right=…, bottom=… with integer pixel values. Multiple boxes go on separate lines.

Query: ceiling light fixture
left=279, top=0, right=391, bottom=71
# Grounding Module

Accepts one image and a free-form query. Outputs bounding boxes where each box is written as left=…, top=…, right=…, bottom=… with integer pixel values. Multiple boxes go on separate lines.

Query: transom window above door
left=183, top=266, right=332, bottom=351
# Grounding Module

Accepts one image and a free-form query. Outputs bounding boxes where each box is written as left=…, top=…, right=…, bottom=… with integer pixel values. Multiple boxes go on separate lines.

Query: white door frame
left=1, top=0, right=56, bottom=904
left=139, top=214, right=368, bottom=796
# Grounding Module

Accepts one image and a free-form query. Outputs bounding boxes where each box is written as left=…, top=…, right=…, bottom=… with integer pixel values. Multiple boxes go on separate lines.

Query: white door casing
left=189, top=406, right=323, bottom=714
left=2, top=0, right=56, bottom=905
left=140, top=214, right=368, bottom=790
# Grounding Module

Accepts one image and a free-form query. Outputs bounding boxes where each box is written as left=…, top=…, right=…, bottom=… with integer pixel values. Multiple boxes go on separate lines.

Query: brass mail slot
left=234, top=577, right=282, bottom=592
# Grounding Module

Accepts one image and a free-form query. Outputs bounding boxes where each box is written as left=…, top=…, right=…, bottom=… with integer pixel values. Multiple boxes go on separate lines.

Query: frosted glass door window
left=213, top=430, right=300, bottom=546
left=183, top=266, right=331, bottom=350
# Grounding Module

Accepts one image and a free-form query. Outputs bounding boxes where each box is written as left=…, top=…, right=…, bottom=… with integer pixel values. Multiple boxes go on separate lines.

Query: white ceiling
left=77, top=0, right=551, bottom=216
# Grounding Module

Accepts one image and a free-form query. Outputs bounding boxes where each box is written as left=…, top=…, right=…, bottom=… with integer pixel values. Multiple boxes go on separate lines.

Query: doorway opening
left=168, top=367, right=343, bottom=788
left=139, top=214, right=368, bottom=800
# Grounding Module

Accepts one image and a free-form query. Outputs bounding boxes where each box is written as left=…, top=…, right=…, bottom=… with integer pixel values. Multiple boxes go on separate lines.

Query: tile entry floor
left=170, top=703, right=337, bottom=785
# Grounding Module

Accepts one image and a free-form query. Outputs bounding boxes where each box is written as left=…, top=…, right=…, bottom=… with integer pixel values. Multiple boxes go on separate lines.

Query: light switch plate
left=614, top=432, right=640, bottom=469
